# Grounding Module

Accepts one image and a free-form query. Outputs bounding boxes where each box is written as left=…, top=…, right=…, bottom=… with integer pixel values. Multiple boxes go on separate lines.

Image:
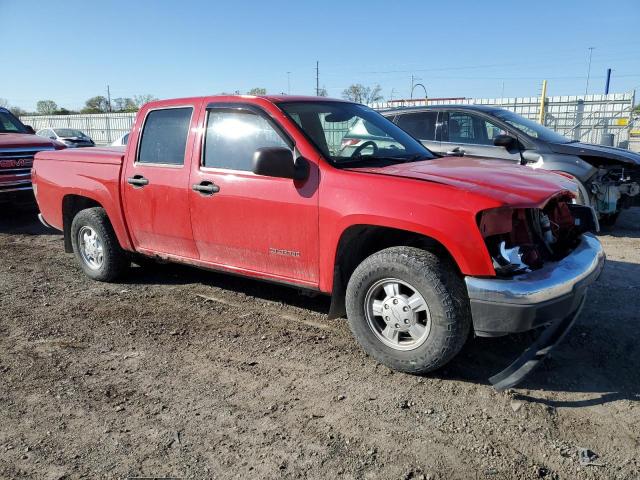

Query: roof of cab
left=141, top=95, right=351, bottom=110
left=380, top=104, right=503, bottom=115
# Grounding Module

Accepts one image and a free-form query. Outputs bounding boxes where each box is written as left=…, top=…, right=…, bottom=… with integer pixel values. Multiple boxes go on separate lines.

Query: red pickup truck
left=1, top=107, right=64, bottom=204
left=33, top=96, right=605, bottom=389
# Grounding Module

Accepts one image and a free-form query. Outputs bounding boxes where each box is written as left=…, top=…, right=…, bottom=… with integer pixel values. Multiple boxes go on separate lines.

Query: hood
left=549, top=141, right=640, bottom=166
left=346, top=156, right=578, bottom=207
left=0, top=132, right=62, bottom=150
left=34, top=146, right=124, bottom=165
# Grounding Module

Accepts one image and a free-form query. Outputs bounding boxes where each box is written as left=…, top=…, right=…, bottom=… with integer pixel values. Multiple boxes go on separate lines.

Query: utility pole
left=585, top=47, right=595, bottom=96
left=410, top=75, right=415, bottom=99
left=316, top=61, right=319, bottom=96
left=287, top=71, right=291, bottom=94
left=106, top=85, right=112, bottom=112
left=604, top=68, right=612, bottom=94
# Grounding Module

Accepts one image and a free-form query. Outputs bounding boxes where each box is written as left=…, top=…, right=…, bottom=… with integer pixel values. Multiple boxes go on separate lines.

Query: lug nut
left=404, top=319, right=409, bottom=324
left=395, top=324, right=400, bottom=328
left=403, top=306, right=409, bottom=312
left=385, top=316, right=390, bottom=321
left=384, top=304, right=389, bottom=309
left=393, top=299, right=398, bottom=305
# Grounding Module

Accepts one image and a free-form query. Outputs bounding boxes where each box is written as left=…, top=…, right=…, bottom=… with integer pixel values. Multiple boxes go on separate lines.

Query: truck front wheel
left=70, top=207, right=128, bottom=282
left=345, top=246, right=470, bottom=374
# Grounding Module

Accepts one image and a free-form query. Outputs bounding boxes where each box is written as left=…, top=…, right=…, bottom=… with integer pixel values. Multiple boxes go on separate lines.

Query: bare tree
left=36, top=100, right=58, bottom=115
left=0, top=98, right=10, bottom=108
left=133, top=94, right=158, bottom=108
left=317, top=86, right=328, bottom=97
left=341, top=84, right=384, bottom=104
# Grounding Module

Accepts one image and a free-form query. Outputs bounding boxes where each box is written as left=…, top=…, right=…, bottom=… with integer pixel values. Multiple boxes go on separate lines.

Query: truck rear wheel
left=70, top=207, right=128, bottom=282
left=345, top=246, right=470, bottom=374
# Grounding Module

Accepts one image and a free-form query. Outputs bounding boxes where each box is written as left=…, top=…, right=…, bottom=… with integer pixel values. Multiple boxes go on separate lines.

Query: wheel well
left=328, top=225, right=459, bottom=319
left=62, top=195, right=102, bottom=253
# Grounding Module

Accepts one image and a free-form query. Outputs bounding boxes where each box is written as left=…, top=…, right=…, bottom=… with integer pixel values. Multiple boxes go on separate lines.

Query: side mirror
left=493, top=134, right=517, bottom=149
left=25, top=125, right=35, bottom=134
left=252, top=147, right=309, bottom=181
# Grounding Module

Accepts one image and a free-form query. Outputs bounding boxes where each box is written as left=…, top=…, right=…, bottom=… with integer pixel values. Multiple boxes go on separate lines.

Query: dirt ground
left=0, top=205, right=638, bottom=480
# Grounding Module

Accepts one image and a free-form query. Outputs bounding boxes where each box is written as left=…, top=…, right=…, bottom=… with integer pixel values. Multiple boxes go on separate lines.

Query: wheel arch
left=327, top=224, right=462, bottom=319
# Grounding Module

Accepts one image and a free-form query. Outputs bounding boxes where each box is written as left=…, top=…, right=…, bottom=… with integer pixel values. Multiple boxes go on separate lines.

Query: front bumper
left=465, top=234, right=605, bottom=337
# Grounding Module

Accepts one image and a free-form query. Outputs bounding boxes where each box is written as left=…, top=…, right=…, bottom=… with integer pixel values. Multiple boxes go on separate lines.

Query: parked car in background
left=380, top=105, right=640, bottom=225
left=33, top=95, right=604, bottom=390
left=0, top=107, right=65, bottom=204
left=37, top=128, right=95, bottom=148
left=110, top=132, right=130, bottom=147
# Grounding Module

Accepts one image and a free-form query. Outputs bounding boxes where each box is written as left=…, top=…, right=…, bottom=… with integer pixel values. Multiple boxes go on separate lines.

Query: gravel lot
left=0, top=206, right=638, bottom=480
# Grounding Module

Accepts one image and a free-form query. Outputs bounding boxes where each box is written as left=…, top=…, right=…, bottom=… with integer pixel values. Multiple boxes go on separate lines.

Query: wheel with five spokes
left=346, top=246, right=471, bottom=374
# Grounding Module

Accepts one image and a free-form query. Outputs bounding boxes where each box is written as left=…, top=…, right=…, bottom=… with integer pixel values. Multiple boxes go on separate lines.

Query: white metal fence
left=20, top=91, right=636, bottom=148
left=20, top=112, right=136, bottom=145
left=370, top=91, right=636, bottom=148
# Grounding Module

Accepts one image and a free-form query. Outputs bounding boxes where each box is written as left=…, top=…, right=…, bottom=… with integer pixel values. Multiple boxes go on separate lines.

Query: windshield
left=492, top=109, right=573, bottom=144
left=0, top=110, right=28, bottom=134
left=278, top=101, right=435, bottom=165
left=55, top=128, right=87, bottom=138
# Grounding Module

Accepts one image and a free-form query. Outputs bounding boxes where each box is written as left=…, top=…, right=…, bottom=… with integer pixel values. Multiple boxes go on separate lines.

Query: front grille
left=0, top=146, right=55, bottom=192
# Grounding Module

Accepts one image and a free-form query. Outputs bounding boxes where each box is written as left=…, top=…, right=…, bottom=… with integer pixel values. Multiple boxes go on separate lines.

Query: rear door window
left=395, top=112, right=438, bottom=141
left=137, top=107, right=193, bottom=165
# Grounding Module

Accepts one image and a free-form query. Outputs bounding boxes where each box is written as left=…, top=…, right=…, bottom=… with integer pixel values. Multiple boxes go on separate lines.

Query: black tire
left=70, top=207, right=128, bottom=282
left=345, top=246, right=471, bottom=374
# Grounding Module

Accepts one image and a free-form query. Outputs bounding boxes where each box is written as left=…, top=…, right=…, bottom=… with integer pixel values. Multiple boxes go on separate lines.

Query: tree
left=0, top=98, right=9, bottom=108
left=247, top=87, right=267, bottom=96
left=133, top=94, right=158, bottom=108
left=82, top=96, right=109, bottom=114
left=341, top=84, right=384, bottom=104
left=36, top=100, right=58, bottom=115
left=10, top=106, right=28, bottom=116
left=317, top=86, right=328, bottom=97
left=113, top=97, right=138, bottom=112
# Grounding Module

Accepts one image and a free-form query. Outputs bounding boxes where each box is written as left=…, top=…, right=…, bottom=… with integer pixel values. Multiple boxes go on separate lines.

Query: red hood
left=346, top=156, right=578, bottom=208
left=0, top=132, right=62, bottom=149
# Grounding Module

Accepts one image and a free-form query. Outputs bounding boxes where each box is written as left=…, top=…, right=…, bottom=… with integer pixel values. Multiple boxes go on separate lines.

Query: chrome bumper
left=466, top=234, right=605, bottom=305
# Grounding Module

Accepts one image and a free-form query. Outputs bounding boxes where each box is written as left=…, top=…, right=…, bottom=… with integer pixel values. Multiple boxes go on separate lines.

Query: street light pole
left=585, top=47, right=595, bottom=96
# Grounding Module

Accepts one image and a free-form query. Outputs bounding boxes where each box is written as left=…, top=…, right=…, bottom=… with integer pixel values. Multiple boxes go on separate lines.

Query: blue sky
left=1, top=0, right=639, bottom=111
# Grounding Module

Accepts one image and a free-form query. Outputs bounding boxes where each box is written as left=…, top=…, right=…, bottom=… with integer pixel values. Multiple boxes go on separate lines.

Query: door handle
left=127, top=175, right=149, bottom=187
left=446, top=147, right=465, bottom=157
left=192, top=181, right=220, bottom=195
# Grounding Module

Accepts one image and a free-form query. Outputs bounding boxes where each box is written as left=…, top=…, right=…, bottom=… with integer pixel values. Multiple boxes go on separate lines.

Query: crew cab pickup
left=1, top=107, right=64, bottom=203
left=33, top=96, right=605, bottom=389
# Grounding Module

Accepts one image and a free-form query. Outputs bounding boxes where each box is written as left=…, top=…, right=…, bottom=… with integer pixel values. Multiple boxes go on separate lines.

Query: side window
left=447, top=112, right=476, bottom=144
left=122, top=133, right=129, bottom=145
left=447, top=112, right=508, bottom=145
left=480, top=118, right=508, bottom=144
left=395, top=112, right=438, bottom=141
left=138, top=107, right=193, bottom=165
left=203, top=109, right=289, bottom=171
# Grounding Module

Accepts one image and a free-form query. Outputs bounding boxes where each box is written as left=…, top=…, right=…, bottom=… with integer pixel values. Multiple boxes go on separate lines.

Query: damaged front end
left=477, top=194, right=598, bottom=276
left=586, top=165, right=640, bottom=223
left=466, top=194, right=605, bottom=390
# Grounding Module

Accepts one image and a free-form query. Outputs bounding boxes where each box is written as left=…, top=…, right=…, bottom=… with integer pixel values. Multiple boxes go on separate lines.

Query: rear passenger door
left=441, top=111, right=521, bottom=161
left=122, top=103, right=200, bottom=258
left=394, top=111, right=442, bottom=153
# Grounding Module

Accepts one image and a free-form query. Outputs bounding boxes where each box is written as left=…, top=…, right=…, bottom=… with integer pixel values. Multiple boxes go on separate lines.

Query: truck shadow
left=442, top=257, right=640, bottom=406
left=0, top=206, right=54, bottom=236
left=127, top=257, right=640, bottom=406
